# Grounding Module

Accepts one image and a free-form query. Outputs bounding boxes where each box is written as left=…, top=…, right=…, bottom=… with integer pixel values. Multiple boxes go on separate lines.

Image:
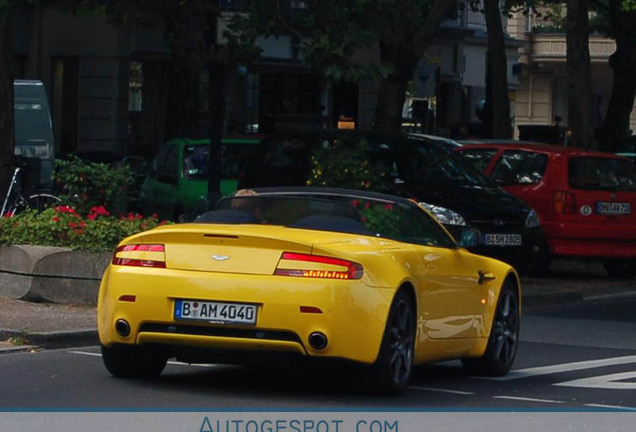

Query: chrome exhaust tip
left=115, top=319, right=131, bottom=337
left=308, top=332, right=328, bottom=350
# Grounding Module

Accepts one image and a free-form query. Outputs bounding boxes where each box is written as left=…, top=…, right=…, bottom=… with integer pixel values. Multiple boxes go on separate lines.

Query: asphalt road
left=1, top=291, right=635, bottom=410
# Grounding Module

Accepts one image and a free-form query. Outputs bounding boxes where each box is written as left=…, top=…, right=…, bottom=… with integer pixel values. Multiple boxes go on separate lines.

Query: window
left=459, top=149, right=498, bottom=173
left=217, top=194, right=455, bottom=247
left=569, top=157, right=636, bottom=191
left=128, top=61, right=143, bottom=112
left=160, top=145, right=179, bottom=179
left=491, top=150, right=548, bottom=185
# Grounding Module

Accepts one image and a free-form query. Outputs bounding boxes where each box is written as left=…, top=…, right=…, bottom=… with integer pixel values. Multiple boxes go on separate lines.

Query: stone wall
left=0, top=245, right=111, bottom=306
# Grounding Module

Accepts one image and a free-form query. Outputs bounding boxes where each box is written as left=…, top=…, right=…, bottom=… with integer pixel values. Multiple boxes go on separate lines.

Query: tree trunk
left=484, top=0, right=512, bottom=139
left=374, top=0, right=455, bottom=134
left=0, top=6, right=15, bottom=200
left=597, top=2, right=636, bottom=152
left=566, top=0, right=595, bottom=149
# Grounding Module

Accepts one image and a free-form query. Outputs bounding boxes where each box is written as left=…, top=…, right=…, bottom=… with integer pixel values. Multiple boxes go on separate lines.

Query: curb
left=0, top=328, right=98, bottom=350
left=0, top=345, right=37, bottom=354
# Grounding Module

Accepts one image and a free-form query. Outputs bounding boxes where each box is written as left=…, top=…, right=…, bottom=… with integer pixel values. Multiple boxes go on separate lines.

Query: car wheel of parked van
left=603, top=259, right=636, bottom=279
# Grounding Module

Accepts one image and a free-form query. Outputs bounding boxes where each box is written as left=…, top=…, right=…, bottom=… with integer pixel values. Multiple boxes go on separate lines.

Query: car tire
left=101, top=344, right=168, bottom=378
left=370, top=290, right=416, bottom=395
left=603, top=259, right=636, bottom=279
left=462, top=281, right=519, bottom=377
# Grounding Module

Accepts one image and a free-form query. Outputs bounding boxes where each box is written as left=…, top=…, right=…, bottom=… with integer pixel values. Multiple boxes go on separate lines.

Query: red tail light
left=553, top=191, right=576, bottom=214
left=112, top=244, right=166, bottom=268
left=274, top=252, right=363, bottom=280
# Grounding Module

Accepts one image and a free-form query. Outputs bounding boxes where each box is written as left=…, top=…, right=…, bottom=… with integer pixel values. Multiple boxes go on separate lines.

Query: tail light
left=112, top=244, right=166, bottom=268
left=553, top=191, right=576, bottom=214
left=274, top=252, right=363, bottom=280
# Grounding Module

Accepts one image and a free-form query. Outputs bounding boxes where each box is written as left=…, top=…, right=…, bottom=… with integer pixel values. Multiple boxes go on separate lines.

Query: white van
left=14, top=80, right=55, bottom=187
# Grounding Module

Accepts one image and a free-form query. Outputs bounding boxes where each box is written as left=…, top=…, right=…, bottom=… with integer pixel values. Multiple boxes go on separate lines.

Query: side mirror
left=457, top=229, right=481, bottom=248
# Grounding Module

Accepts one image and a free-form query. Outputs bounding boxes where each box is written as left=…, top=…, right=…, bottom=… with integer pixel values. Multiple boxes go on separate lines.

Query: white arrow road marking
left=409, top=386, right=475, bottom=395
left=479, top=355, right=636, bottom=381
left=556, top=371, right=636, bottom=390
left=585, top=404, right=636, bottom=411
left=493, top=396, right=565, bottom=404
left=69, top=350, right=218, bottom=368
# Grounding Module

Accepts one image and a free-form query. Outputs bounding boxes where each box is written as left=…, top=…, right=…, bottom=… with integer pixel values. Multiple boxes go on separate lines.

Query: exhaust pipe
left=115, top=319, right=131, bottom=337
left=308, top=332, right=328, bottom=350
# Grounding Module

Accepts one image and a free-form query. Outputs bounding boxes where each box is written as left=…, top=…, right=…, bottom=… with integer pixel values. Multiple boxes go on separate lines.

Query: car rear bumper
left=544, top=222, right=636, bottom=258
left=97, top=266, right=395, bottom=365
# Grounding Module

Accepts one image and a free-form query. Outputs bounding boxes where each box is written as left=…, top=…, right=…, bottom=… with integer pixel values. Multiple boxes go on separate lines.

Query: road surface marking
left=479, top=355, right=636, bottom=381
left=69, top=350, right=218, bottom=368
left=493, top=396, right=565, bottom=404
left=556, top=371, right=636, bottom=390
left=409, top=386, right=475, bottom=395
left=585, top=404, right=636, bottom=411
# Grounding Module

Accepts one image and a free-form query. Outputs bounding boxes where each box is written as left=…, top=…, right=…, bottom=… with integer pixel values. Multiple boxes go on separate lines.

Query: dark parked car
left=239, top=130, right=544, bottom=274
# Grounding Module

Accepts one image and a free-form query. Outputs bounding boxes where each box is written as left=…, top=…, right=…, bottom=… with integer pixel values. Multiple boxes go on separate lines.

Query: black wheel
left=462, top=282, right=519, bottom=376
left=604, top=259, right=635, bottom=279
left=370, top=290, right=416, bottom=394
left=101, top=344, right=168, bottom=378
left=9, top=192, right=60, bottom=215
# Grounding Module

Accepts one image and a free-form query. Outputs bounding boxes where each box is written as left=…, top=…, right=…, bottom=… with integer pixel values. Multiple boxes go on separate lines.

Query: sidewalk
left=1, top=259, right=634, bottom=352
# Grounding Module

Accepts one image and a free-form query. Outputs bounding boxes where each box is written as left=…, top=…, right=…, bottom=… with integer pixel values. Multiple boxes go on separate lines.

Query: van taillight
left=112, top=244, right=166, bottom=268
left=274, top=252, right=363, bottom=280
left=553, top=191, right=576, bottom=214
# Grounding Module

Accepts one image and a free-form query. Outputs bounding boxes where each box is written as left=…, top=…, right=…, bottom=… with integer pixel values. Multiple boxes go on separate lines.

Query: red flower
left=87, top=214, right=96, bottom=220
left=68, top=221, right=77, bottom=228
left=52, top=216, right=60, bottom=222
left=79, top=221, right=86, bottom=229
left=351, top=200, right=359, bottom=208
left=152, top=213, right=158, bottom=219
left=384, top=203, right=393, bottom=210
left=3, top=212, right=13, bottom=218
left=364, top=201, right=371, bottom=209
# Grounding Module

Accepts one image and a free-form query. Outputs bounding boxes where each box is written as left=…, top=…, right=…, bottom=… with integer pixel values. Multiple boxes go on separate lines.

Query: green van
left=138, top=137, right=260, bottom=220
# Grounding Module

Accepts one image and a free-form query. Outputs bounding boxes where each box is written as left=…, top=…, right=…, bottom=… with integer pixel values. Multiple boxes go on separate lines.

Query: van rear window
left=569, top=157, right=636, bottom=191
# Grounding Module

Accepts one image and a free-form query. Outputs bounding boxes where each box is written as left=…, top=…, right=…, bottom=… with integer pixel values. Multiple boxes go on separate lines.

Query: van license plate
left=174, top=300, right=257, bottom=324
left=596, top=202, right=631, bottom=215
left=484, top=234, right=522, bottom=246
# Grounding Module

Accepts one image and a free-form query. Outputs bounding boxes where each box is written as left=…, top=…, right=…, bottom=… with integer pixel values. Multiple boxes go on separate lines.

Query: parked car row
left=66, top=130, right=635, bottom=279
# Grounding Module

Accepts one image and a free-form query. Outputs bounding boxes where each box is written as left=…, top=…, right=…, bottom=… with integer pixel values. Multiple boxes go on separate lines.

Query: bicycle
left=1, top=161, right=60, bottom=217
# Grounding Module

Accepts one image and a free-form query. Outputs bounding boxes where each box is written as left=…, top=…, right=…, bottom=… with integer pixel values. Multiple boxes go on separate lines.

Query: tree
left=565, top=0, right=595, bottom=149
left=0, top=1, right=18, bottom=206
left=483, top=0, right=512, bottom=138
left=594, top=0, right=636, bottom=151
left=236, top=0, right=455, bottom=134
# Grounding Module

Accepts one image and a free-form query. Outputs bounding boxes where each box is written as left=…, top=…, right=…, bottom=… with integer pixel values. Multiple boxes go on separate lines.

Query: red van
left=457, top=142, right=636, bottom=278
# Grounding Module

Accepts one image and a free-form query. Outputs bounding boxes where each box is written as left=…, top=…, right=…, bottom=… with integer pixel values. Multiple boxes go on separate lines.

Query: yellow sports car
left=98, top=187, right=521, bottom=394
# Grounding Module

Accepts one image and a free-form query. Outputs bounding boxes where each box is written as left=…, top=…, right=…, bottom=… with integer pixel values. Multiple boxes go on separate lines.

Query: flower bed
left=0, top=205, right=166, bottom=253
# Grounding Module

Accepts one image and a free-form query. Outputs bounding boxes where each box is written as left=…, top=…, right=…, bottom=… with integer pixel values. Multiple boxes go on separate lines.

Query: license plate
left=596, top=202, right=631, bottom=215
left=484, top=234, right=522, bottom=246
left=174, top=299, right=257, bottom=324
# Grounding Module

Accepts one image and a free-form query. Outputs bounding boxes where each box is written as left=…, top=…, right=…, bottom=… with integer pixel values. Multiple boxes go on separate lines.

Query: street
left=1, top=289, right=635, bottom=410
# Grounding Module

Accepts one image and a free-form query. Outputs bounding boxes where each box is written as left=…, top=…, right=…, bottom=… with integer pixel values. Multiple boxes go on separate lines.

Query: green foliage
left=306, top=136, right=387, bottom=189
left=53, top=156, right=133, bottom=216
left=0, top=205, right=169, bottom=253
left=356, top=201, right=401, bottom=236
left=235, top=0, right=440, bottom=83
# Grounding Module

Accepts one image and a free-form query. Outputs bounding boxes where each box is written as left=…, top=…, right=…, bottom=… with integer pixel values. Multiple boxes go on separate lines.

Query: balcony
left=528, top=34, right=615, bottom=63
